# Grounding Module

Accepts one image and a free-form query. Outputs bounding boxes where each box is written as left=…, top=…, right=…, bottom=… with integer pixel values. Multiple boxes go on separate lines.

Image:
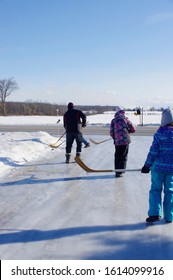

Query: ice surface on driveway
left=1, top=135, right=173, bottom=260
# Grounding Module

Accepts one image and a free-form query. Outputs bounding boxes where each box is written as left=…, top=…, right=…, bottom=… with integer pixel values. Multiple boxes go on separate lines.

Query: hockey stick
left=49, top=122, right=88, bottom=148
left=49, top=139, right=65, bottom=148
left=89, top=137, right=112, bottom=145
left=49, top=131, right=66, bottom=146
left=75, top=156, right=141, bottom=173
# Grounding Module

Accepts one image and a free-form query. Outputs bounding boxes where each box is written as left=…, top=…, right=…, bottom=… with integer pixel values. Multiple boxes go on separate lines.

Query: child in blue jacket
left=141, top=108, right=173, bottom=223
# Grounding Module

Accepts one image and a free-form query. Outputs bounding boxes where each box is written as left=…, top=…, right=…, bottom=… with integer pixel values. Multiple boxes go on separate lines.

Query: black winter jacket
left=63, top=108, right=86, bottom=133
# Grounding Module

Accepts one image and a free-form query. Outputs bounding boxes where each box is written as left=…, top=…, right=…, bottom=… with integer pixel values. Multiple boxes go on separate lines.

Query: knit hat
left=116, top=106, right=124, bottom=113
left=68, top=102, right=74, bottom=109
left=161, top=108, right=173, bottom=126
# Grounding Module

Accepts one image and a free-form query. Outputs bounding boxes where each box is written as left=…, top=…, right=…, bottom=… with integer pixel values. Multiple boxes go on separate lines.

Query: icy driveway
left=0, top=136, right=173, bottom=260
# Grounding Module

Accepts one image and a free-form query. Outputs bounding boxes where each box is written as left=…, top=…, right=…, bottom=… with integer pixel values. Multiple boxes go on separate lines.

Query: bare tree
left=0, top=77, right=19, bottom=116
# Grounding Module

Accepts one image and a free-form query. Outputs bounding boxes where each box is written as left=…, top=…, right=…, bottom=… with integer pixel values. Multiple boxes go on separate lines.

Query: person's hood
left=115, top=106, right=124, bottom=113
left=114, top=109, right=125, bottom=118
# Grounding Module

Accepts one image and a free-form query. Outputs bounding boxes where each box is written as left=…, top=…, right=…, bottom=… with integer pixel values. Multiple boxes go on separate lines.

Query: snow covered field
left=1, top=111, right=173, bottom=260
left=0, top=110, right=162, bottom=126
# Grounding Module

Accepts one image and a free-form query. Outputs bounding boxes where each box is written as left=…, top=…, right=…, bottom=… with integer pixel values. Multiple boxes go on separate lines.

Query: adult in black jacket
left=63, top=102, right=86, bottom=163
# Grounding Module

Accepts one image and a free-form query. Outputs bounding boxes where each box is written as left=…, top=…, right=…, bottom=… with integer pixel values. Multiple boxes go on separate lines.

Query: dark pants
left=66, top=132, right=82, bottom=154
left=114, top=145, right=129, bottom=172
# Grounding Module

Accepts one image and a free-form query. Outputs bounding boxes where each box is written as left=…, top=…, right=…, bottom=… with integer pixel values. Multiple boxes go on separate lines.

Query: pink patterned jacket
left=110, top=110, right=136, bottom=145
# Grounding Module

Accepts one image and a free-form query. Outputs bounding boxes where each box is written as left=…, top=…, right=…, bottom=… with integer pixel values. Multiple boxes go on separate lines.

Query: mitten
left=141, top=165, right=150, bottom=173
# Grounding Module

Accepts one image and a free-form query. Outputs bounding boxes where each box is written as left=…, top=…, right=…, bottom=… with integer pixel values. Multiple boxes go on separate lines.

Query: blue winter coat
left=145, top=126, right=173, bottom=172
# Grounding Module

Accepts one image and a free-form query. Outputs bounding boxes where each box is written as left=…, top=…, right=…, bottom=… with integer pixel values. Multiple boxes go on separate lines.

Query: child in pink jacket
left=110, top=106, right=136, bottom=177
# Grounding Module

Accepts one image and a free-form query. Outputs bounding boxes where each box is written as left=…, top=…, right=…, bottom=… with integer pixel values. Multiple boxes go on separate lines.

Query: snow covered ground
left=0, top=111, right=173, bottom=260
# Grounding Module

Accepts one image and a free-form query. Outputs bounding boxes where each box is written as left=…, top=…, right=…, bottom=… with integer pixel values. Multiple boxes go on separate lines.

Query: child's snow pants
left=148, top=166, right=173, bottom=222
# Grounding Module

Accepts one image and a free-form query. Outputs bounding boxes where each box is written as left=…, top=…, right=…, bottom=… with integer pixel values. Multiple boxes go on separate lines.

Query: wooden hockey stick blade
left=89, top=137, right=112, bottom=144
left=50, top=131, right=66, bottom=146
left=49, top=140, right=65, bottom=148
left=74, top=156, right=141, bottom=173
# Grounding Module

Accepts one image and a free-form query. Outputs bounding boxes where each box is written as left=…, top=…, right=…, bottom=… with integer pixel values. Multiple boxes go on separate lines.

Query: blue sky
left=0, top=0, right=173, bottom=108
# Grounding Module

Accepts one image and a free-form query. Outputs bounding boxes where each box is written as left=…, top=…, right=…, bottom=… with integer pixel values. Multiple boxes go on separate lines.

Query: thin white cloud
left=144, top=12, right=173, bottom=25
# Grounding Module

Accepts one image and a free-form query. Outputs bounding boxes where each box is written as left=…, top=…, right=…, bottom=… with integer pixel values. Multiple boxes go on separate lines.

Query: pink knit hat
left=116, top=106, right=124, bottom=113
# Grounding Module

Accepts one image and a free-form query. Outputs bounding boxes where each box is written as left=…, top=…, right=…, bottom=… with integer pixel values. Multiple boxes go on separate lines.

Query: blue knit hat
left=161, top=108, right=173, bottom=126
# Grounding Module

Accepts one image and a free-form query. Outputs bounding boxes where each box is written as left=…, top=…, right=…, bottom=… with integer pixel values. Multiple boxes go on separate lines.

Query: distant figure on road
left=63, top=102, right=87, bottom=163
left=110, top=106, right=136, bottom=178
left=141, top=108, right=173, bottom=224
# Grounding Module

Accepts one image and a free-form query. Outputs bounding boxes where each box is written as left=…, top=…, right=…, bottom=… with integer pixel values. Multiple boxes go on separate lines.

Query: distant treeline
left=0, top=101, right=163, bottom=116
left=0, top=101, right=116, bottom=116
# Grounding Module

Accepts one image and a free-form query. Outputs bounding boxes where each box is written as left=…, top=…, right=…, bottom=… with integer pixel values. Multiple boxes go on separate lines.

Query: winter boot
left=65, top=154, right=71, bottom=164
left=115, top=172, right=123, bottom=178
left=146, top=216, right=161, bottom=223
left=84, top=142, right=90, bottom=148
left=76, top=152, right=81, bottom=158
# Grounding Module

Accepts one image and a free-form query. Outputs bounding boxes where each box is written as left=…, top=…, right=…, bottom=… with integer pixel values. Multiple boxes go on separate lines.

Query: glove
left=141, top=165, right=150, bottom=173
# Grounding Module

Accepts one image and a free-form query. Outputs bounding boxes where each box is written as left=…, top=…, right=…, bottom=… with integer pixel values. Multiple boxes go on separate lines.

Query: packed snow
left=0, top=111, right=173, bottom=261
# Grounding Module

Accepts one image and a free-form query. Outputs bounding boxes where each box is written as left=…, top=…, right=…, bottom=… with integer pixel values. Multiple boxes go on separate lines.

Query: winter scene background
left=1, top=1, right=173, bottom=274
left=1, top=111, right=173, bottom=261
left=0, top=111, right=161, bottom=177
